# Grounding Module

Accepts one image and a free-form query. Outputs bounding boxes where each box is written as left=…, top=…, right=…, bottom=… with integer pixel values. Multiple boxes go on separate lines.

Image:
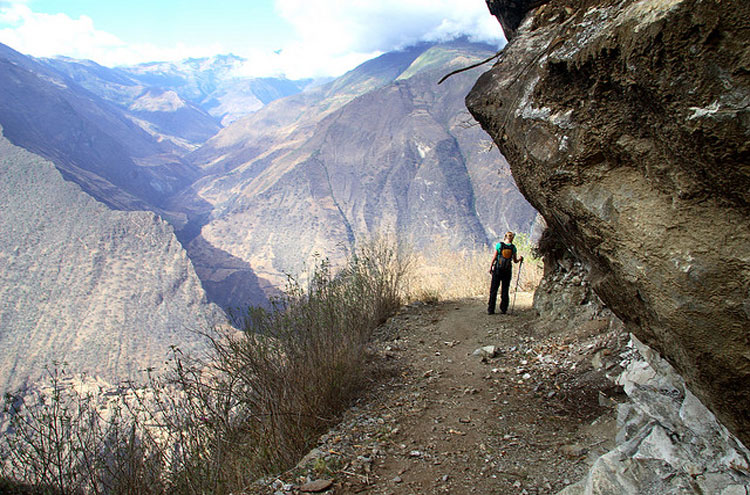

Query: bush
left=0, top=366, right=166, bottom=495
left=0, top=237, right=410, bottom=494
left=167, top=236, right=410, bottom=487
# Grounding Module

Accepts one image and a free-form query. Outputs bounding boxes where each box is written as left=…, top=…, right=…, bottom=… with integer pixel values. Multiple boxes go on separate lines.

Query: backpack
left=497, top=242, right=514, bottom=271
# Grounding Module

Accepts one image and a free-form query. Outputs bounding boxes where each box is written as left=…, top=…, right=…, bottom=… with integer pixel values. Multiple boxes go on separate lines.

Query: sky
left=0, top=0, right=505, bottom=79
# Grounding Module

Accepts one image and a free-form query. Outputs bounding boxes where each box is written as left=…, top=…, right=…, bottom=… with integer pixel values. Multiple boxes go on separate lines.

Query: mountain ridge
left=181, top=40, right=536, bottom=293
left=0, top=129, right=218, bottom=394
left=0, top=38, right=535, bottom=311
left=0, top=42, right=199, bottom=214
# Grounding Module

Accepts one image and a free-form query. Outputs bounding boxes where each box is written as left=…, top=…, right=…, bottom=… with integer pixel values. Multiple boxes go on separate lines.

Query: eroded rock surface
left=533, top=224, right=610, bottom=325
left=561, top=336, right=750, bottom=494
left=467, top=0, right=750, bottom=445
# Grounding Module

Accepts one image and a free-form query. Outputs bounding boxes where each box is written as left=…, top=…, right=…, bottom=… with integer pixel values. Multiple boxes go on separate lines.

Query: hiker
left=488, top=231, right=523, bottom=314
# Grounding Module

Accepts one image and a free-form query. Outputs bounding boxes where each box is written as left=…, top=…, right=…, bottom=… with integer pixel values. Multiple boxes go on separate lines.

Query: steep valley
left=0, top=43, right=198, bottom=215
left=0, top=39, right=537, bottom=311
left=0, top=38, right=537, bottom=394
left=185, top=40, right=537, bottom=292
left=0, top=131, right=218, bottom=394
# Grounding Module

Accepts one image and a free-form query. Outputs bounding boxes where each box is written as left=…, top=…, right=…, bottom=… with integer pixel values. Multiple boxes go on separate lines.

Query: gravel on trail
left=259, top=293, right=627, bottom=495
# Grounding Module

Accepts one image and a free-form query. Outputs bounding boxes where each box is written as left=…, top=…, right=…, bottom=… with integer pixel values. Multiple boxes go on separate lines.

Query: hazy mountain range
left=0, top=129, right=218, bottom=393
left=0, top=38, right=535, bottom=392
left=184, top=40, right=533, bottom=290
left=43, top=53, right=314, bottom=132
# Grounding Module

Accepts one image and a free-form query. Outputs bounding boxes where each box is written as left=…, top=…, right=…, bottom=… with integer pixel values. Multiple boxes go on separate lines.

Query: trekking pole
left=510, top=259, right=523, bottom=315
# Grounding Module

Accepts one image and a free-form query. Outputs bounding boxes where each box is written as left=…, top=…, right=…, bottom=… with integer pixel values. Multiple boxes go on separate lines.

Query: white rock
left=558, top=335, right=750, bottom=494
left=472, top=345, right=498, bottom=358
left=720, top=485, right=750, bottom=495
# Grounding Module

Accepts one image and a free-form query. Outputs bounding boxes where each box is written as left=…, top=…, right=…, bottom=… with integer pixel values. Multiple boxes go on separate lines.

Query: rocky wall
left=467, top=0, right=750, bottom=445
left=560, top=336, right=750, bottom=494
left=533, top=226, right=609, bottom=324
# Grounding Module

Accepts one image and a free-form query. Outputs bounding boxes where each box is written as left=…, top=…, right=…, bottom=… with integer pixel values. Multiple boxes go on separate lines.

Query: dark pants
left=488, top=267, right=512, bottom=314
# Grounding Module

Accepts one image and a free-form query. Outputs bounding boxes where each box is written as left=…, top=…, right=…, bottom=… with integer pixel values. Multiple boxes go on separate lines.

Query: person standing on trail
left=488, top=231, right=523, bottom=315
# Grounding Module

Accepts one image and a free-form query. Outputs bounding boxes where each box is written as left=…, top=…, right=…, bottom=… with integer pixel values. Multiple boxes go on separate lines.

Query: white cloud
left=231, top=44, right=381, bottom=80
left=275, top=0, right=503, bottom=51
left=0, top=2, right=222, bottom=66
left=0, top=0, right=504, bottom=77
left=240, top=0, right=504, bottom=79
left=0, top=4, right=118, bottom=59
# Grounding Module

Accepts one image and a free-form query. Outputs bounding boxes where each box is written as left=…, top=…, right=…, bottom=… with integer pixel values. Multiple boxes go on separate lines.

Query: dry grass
left=0, top=237, right=410, bottom=495
left=405, top=234, right=543, bottom=302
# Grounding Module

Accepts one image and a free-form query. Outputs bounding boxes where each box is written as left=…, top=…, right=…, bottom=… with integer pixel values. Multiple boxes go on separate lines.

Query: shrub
left=1, top=236, right=410, bottom=494
left=0, top=366, right=166, bottom=495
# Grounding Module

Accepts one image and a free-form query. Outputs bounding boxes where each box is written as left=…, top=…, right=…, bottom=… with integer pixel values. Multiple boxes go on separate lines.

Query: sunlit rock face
left=467, top=0, right=750, bottom=446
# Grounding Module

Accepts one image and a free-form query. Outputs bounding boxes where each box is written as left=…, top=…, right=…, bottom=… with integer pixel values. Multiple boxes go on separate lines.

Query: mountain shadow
left=186, top=234, right=276, bottom=317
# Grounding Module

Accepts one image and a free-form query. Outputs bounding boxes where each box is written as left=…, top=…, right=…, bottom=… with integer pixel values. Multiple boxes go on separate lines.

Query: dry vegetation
left=0, top=238, right=410, bottom=495
left=406, top=233, right=543, bottom=302
left=0, top=235, right=543, bottom=494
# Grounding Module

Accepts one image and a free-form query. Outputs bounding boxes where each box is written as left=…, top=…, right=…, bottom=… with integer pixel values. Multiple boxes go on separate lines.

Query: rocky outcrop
left=486, top=0, right=551, bottom=40
left=0, top=131, right=219, bottom=394
left=467, top=0, right=750, bottom=446
left=561, top=336, right=750, bottom=494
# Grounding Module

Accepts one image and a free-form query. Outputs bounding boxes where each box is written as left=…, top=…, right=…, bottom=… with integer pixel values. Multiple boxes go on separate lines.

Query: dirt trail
left=264, top=294, right=625, bottom=495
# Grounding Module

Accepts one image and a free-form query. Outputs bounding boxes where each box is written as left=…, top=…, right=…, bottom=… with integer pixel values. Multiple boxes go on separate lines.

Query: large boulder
left=467, top=0, right=750, bottom=446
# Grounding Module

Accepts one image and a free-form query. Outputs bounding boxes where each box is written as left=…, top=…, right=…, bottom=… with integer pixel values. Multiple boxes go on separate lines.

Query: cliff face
left=0, top=131, right=218, bottom=394
left=467, top=0, right=750, bottom=446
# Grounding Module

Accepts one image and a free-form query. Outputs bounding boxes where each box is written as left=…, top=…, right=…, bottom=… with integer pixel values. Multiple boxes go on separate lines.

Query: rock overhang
left=468, top=0, right=750, bottom=446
